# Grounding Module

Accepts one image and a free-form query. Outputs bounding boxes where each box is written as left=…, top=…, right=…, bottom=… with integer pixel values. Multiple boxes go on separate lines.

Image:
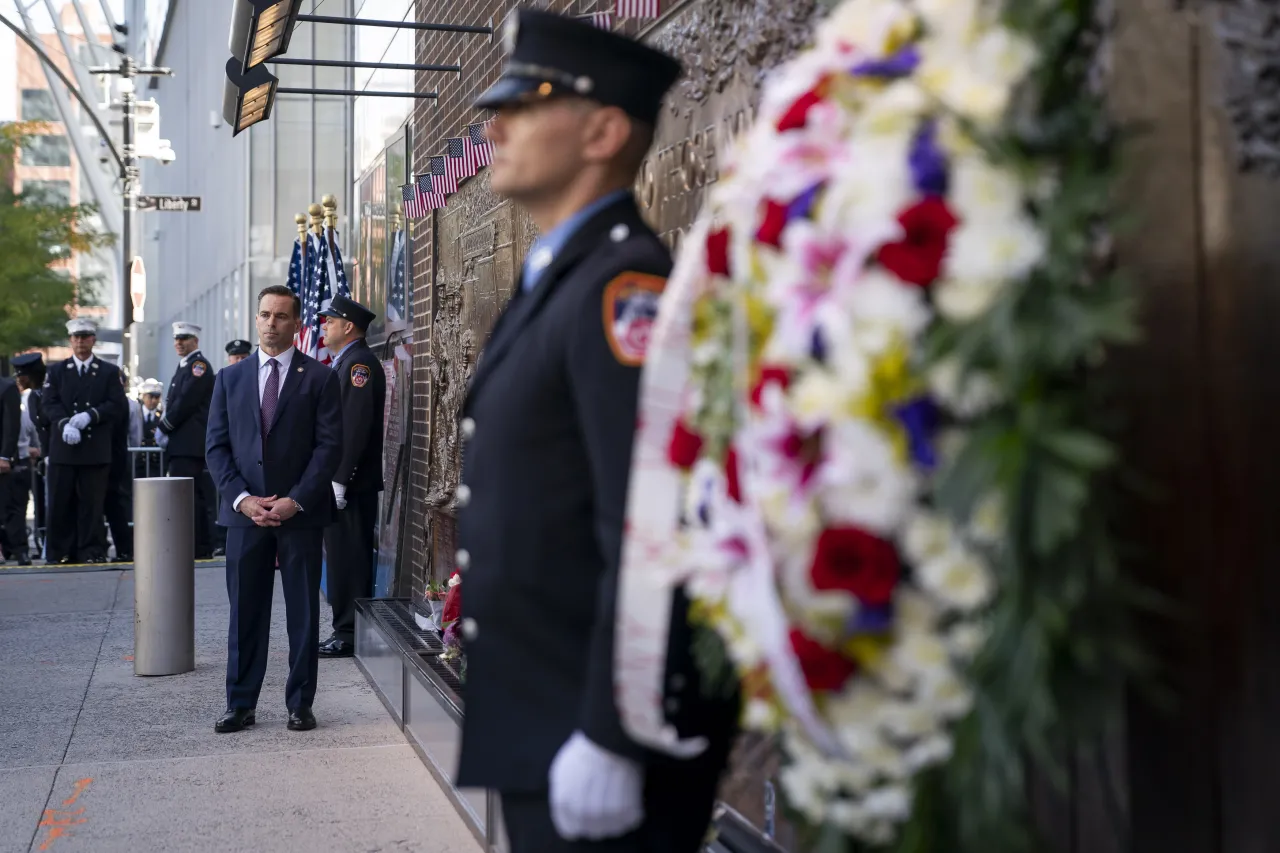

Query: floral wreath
left=620, top=0, right=1145, bottom=847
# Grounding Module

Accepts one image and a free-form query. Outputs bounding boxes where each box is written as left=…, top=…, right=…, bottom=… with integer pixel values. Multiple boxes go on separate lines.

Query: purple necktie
left=260, top=358, right=280, bottom=437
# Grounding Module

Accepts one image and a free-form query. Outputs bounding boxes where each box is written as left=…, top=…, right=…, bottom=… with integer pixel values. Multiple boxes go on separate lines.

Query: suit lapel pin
left=297, top=367, right=304, bottom=373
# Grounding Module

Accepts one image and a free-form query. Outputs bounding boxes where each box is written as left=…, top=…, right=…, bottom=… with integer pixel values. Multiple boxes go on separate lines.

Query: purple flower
left=810, top=327, right=828, bottom=363
left=787, top=183, right=823, bottom=222
left=893, top=396, right=940, bottom=470
left=909, top=121, right=948, bottom=197
left=442, top=622, right=460, bottom=648
left=851, top=46, right=920, bottom=79
left=844, top=602, right=895, bottom=637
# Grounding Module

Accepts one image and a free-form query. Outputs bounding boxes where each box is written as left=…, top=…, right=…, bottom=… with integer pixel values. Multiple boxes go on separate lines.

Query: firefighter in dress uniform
left=14, top=354, right=48, bottom=555
left=42, top=319, right=128, bottom=564
left=225, top=339, right=252, bottom=366
left=156, top=322, right=216, bottom=559
left=453, top=11, right=738, bottom=853
left=137, top=378, right=163, bottom=478
left=0, top=369, right=21, bottom=563
left=316, top=295, right=385, bottom=658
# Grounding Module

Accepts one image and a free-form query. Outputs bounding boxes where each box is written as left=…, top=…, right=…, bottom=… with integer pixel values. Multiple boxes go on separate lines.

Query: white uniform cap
left=172, top=321, right=202, bottom=338
left=66, top=318, right=97, bottom=336
left=141, top=379, right=163, bottom=395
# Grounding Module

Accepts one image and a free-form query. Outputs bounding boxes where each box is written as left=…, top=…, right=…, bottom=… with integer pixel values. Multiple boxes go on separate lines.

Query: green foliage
left=0, top=122, right=114, bottom=353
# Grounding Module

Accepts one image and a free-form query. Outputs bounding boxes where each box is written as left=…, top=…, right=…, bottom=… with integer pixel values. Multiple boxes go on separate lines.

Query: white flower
left=863, top=785, right=912, bottom=821
left=879, top=701, right=939, bottom=740
left=969, top=491, right=1006, bottom=544
left=837, top=268, right=932, bottom=357
left=900, top=509, right=956, bottom=566
left=744, top=698, right=781, bottom=731
left=970, top=26, right=1039, bottom=90
left=945, top=216, right=1046, bottom=284
left=875, top=630, right=950, bottom=692
left=903, top=733, right=954, bottom=772
left=820, top=134, right=915, bottom=236
left=918, top=546, right=995, bottom=610
left=917, top=57, right=1013, bottom=125
left=928, top=358, right=1003, bottom=418
left=950, top=156, right=1027, bottom=220
left=779, top=762, right=830, bottom=824
left=913, top=0, right=987, bottom=43
left=816, top=420, right=918, bottom=535
left=828, top=800, right=876, bottom=835
left=932, top=276, right=1006, bottom=322
left=859, top=80, right=932, bottom=137
left=918, top=671, right=975, bottom=719
left=817, top=0, right=917, bottom=55
left=947, top=621, right=990, bottom=658
left=447, top=573, right=461, bottom=588
left=788, top=369, right=860, bottom=430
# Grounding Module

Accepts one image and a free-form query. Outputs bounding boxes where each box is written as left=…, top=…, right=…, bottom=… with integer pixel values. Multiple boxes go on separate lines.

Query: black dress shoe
left=318, top=637, right=354, bottom=657
left=214, top=708, right=256, bottom=733
left=287, top=708, right=317, bottom=731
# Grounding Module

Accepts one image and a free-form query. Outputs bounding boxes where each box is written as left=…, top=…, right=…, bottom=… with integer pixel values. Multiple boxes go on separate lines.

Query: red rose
left=790, top=629, right=858, bottom=692
left=809, top=527, right=900, bottom=606
left=755, top=199, right=789, bottom=248
left=440, top=582, right=462, bottom=625
left=750, top=366, right=791, bottom=409
left=667, top=419, right=704, bottom=469
left=725, top=446, right=742, bottom=503
left=875, top=197, right=959, bottom=286
left=706, top=227, right=731, bottom=277
left=776, top=89, right=824, bottom=132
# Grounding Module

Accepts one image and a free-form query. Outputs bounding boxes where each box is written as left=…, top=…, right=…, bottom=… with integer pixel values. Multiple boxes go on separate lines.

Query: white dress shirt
left=233, top=345, right=300, bottom=513
left=71, top=354, right=93, bottom=374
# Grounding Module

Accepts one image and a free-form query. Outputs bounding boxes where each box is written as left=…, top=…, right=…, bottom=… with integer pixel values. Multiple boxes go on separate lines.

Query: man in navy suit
left=206, top=284, right=342, bottom=733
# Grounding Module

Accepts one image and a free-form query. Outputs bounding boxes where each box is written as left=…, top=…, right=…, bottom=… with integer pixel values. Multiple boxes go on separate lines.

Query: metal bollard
left=133, top=477, right=195, bottom=676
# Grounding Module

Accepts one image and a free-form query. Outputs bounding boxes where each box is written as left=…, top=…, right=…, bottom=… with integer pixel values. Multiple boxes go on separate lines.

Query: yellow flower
left=843, top=633, right=891, bottom=668
left=847, top=341, right=923, bottom=461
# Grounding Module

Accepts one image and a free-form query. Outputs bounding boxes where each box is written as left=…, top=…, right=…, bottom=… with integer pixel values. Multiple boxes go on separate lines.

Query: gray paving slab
left=33, top=746, right=480, bottom=853
left=111, top=564, right=230, bottom=612
left=0, top=766, right=55, bottom=853
left=0, top=573, right=122, bottom=617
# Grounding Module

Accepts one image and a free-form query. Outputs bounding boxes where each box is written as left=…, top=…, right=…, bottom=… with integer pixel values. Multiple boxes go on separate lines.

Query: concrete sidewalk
left=0, top=567, right=481, bottom=853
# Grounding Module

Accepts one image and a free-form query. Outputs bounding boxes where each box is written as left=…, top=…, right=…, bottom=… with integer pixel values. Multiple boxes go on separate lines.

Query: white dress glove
left=154, top=428, right=169, bottom=449
left=68, top=412, right=92, bottom=430
left=62, top=424, right=82, bottom=446
left=549, top=731, right=644, bottom=841
left=332, top=481, right=347, bottom=509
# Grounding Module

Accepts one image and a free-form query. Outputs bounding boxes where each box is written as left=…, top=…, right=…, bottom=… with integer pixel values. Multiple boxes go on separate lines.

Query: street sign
left=137, top=195, right=202, bottom=212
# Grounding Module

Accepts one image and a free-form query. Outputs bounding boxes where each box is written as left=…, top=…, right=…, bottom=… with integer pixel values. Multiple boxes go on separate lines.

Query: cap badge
left=574, top=76, right=594, bottom=95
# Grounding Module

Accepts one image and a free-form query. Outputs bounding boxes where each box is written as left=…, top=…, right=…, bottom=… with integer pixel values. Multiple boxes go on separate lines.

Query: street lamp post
left=90, top=50, right=171, bottom=360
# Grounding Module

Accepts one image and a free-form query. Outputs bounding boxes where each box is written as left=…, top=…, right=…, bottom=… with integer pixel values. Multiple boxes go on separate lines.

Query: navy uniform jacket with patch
left=331, top=339, right=386, bottom=496
left=160, top=351, right=214, bottom=459
left=41, top=357, right=128, bottom=466
left=454, top=195, right=739, bottom=793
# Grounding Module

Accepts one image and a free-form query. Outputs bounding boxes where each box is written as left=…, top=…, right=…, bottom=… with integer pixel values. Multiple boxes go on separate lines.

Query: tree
left=0, top=121, right=115, bottom=354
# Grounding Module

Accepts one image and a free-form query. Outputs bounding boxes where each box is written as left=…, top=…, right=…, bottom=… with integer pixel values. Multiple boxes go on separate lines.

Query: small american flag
left=401, top=180, right=426, bottom=219
left=286, top=237, right=304, bottom=295
left=446, top=137, right=476, bottom=184
left=430, top=155, right=458, bottom=195
left=294, top=233, right=320, bottom=351
left=586, top=11, right=613, bottom=28
left=466, top=123, right=493, bottom=168
left=300, top=233, right=328, bottom=358
left=615, top=0, right=660, bottom=18
left=419, top=172, right=447, bottom=210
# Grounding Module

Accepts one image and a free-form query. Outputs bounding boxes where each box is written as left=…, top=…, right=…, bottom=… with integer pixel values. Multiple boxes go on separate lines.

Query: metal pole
left=122, top=55, right=137, bottom=331
left=296, top=13, right=493, bottom=35
left=133, top=477, right=195, bottom=676
left=271, top=57, right=460, bottom=73
left=277, top=87, right=439, bottom=98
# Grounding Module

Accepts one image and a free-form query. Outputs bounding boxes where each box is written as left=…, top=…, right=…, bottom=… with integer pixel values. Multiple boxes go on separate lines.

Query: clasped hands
left=239, top=494, right=300, bottom=527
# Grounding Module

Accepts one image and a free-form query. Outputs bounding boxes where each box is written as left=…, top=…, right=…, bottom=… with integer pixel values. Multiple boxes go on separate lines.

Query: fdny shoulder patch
left=351, top=364, right=371, bottom=388
left=602, top=272, right=665, bottom=367
left=191, top=361, right=207, bottom=377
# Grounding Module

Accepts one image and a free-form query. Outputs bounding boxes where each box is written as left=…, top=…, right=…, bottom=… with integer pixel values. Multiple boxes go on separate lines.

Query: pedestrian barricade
left=129, top=447, right=165, bottom=480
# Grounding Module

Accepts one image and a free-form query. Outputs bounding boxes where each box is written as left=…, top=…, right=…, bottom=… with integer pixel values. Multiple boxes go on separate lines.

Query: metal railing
left=129, top=446, right=165, bottom=479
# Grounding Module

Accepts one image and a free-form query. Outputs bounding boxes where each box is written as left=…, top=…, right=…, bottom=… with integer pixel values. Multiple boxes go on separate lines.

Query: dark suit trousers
left=46, top=464, right=109, bottom=561
left=322, top=489, right=378, bottom=643
left=167, top=456, right=212, bottom=557
left=0, top=469, right=28, bottom=557
left=225, top=524, right=323, bottom=712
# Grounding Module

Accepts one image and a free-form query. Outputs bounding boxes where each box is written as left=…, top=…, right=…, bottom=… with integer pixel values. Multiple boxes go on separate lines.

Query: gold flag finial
left=308, top=202, right=324, bottom=234
left=295, top=213, right=307, bottom=239
left=322, top=194, right=338, bottom=230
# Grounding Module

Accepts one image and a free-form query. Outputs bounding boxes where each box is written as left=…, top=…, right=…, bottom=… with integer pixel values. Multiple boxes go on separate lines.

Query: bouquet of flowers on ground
left=624, top=0, right=1142, bottom=847
left=438, top=572, right=463, bottom=663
